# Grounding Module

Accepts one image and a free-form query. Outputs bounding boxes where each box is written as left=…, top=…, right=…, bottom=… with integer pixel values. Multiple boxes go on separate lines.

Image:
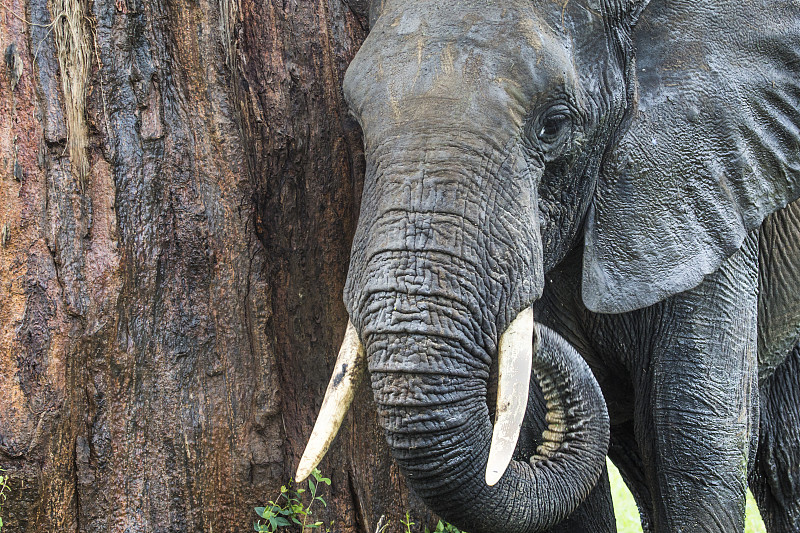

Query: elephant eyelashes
left=539, top=115, right=568, bottom=141
left=532, top=105, right=574, bottom=158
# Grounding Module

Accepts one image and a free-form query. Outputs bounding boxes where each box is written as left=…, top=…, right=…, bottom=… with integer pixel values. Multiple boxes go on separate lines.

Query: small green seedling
left=424, top=520, right=464, bottom=533
left=255, top=468, right=331, bottom=532
left=401, top=511, right=414, bottom=533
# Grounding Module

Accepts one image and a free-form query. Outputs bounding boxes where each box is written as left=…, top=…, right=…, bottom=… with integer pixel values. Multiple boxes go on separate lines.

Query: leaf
left=309, top=479, right=316, bottom=493
left=316, top=496, right=327, bottom=507
left=274, top=517, right=291, bottom=527
left=255, top=507, right=267, bottom=518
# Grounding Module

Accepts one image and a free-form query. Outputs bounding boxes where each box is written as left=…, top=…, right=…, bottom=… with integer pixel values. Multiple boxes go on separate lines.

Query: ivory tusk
left=485, top=307, right=534, bottom=486
left=296, top=320, right=366, bottom=482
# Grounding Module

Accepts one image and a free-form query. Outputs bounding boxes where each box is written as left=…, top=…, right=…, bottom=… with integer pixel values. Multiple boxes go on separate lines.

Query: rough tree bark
left=0, top=0, right=435, bottom=530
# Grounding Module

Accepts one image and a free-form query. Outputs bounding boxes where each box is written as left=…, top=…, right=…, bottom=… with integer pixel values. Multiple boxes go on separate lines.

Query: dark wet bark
left=0, top=0, right=432, bottom=530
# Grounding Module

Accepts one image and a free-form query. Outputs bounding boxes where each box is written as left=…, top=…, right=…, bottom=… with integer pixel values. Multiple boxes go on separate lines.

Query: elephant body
left=536, top=198, right=800, bottom=531
left=299, top=0, right=800, bottom=531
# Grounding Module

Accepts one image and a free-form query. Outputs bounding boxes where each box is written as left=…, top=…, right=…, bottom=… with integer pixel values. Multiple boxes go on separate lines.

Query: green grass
left=607, top=459, right=766, bottom=533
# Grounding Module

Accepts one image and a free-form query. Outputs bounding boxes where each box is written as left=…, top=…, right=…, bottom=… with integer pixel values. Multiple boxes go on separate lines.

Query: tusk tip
left=296, top=453, right=318, bottom=483
left=295, top=462, right=312, bottom=483
left=485, top=467, right=503, bottom=486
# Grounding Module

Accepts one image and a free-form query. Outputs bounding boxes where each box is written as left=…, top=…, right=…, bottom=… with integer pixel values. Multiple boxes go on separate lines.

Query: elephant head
left=297, top=0, right=635, bottom=530
left=297, top=0, right=800, bottom=531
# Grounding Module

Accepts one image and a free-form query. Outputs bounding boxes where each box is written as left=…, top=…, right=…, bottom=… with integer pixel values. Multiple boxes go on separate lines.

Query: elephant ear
left=582, top=0, right=800, bottom=314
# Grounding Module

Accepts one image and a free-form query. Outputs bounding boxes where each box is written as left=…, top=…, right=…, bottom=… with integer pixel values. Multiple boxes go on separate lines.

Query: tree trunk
left=0, top=0, right=435, bottom=530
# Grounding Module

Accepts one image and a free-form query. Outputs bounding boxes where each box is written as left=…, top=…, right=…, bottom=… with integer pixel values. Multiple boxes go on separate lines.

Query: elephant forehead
left=344, top=1, right=577, bottom=134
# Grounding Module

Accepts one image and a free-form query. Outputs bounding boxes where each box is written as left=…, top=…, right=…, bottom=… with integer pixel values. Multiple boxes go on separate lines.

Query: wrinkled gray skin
left=340, top=0, right=800, bottom=531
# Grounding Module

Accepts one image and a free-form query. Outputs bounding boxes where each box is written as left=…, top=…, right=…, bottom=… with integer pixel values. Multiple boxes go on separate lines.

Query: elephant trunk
left=298, top=138, right=609, bottom=531
left=365, top=288, right=609, bottom=533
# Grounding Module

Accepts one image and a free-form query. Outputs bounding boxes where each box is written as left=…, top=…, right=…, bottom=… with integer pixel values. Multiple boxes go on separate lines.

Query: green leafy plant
left=254, top=468, right=331, bottom=532
left=0, top=468, right=9, bottom=532
left=424, top=520, right=464, bottom=533
left=401, top=511, right=414, bottom=533
left=373, top=512, right=464, bottom=533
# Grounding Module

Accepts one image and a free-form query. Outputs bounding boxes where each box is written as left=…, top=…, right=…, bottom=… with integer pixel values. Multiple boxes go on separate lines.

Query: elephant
left=296, top=0, right=800, bottom=531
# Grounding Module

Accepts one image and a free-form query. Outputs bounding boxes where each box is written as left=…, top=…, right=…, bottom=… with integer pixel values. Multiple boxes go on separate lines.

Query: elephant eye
left=532, top=106, right=573, bottom=155
left=537, top=111, right=571, bottom=146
